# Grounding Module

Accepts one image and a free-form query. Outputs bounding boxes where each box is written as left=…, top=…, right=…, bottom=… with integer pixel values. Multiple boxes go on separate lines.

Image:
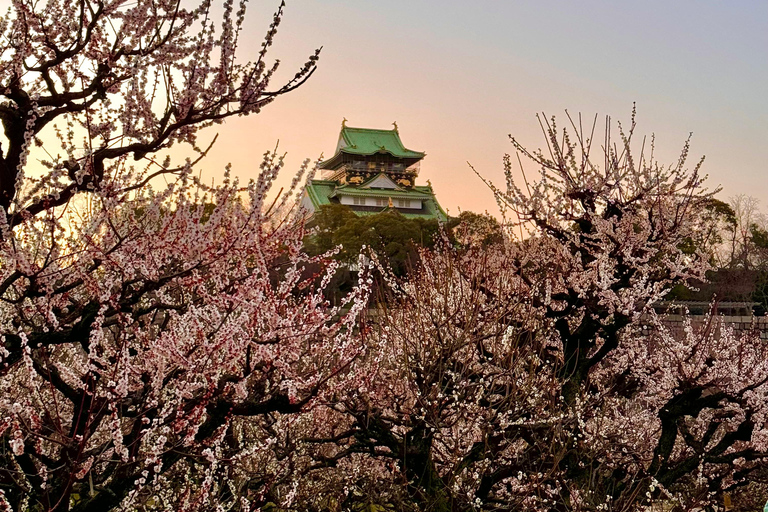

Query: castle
left=302, top=121, right=446, bottom=221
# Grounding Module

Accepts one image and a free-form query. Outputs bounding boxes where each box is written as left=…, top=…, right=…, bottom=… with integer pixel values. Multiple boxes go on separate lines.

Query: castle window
left=353, top=197, right=365, bottom=206
left=376, top=198, right=387, bottom=207
left=397, top=199, right=410, bottom=208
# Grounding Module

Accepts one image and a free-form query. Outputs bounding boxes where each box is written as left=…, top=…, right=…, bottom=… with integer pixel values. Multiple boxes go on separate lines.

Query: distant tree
left=446, top=210, right=505, bottom=248
left=305, top=204, right=441, bottom=276
left=667, top=197, right=737, bottom=301
left=724, top=195, right=768, bottom=269
left=672, top=196, right=768, bottom=307
left=679, top=198, right=736, bottom=261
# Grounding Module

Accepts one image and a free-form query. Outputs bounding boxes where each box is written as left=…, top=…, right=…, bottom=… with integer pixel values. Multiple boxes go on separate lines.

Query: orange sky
left=196, top=1, right=767, bottom=217
left=8, top=0, right=765, bottom=217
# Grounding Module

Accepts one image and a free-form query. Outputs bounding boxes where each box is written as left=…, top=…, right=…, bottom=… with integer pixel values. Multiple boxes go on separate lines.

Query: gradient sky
left=74, top=1, right=768, bottom=215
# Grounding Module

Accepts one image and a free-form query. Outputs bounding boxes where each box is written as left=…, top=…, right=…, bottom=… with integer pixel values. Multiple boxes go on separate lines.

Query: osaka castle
left=302, top=121, right=447, bottom=222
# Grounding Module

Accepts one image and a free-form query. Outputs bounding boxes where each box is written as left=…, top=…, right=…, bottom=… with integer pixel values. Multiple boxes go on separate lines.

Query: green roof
left=303, top=181, right=447, bottom=222
left=331, top=185, right=431, bottom=200
left=320, top=125, right=425, bottom=169
left=303, top=180, right=336, bottom=207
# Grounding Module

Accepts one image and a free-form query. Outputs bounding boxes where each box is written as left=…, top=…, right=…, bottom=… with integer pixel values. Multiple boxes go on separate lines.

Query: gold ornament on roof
left=388, top=197, right=394, bottom=208
left=392, top=121, right=398, bottom=132
left=341, top=117, right=348, bottom=128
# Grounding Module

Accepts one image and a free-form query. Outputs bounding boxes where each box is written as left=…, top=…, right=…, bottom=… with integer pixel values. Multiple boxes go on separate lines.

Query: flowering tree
left=474, top=110, right=768, bottom=509
left=0, top=0, right=319, bottom=225
left=484, top=108, right=715, bottom=404
left=292, top=111, right=768, bottom=511
left=294, top=246, right=550, bottom=511
left=586, top=310, right=768, bottom=510
left=0, top=1, right=372, bottom=511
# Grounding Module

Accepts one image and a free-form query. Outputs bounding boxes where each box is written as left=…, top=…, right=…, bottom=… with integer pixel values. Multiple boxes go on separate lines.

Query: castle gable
left=362, top=173, right=400, bottom=190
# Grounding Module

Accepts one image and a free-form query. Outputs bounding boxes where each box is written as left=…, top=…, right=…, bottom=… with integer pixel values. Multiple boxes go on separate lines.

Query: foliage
left=0, top=1, right=372, bottom=511
left=304, top=205, right=505, bottom=282
left=445, top=210, right=504, bottom=248
left=303, top=249, right=768, bottom=512
left=669, top=195, right=768, bottom=308
left=722, top=195, right=768, bottom=270
left=304, top=203, right=441, bottom=276
left=678, top=198, right=736, bottom=260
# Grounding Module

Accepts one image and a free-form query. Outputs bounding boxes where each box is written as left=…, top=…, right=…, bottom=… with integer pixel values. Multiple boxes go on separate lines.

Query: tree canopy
left=304, top=203, right=442, bottom=276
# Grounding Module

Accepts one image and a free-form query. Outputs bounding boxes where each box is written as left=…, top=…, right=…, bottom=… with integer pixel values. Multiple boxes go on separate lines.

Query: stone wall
left=641, top=314, right=768, bottom=341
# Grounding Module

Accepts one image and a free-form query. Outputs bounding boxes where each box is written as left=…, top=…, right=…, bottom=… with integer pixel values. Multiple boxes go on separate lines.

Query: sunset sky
left=203, top=0, right=767, bottom=216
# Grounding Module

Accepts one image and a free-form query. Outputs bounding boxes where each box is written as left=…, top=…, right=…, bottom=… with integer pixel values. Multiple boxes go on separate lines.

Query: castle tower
left=302, top=121, right=447, bottom=221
